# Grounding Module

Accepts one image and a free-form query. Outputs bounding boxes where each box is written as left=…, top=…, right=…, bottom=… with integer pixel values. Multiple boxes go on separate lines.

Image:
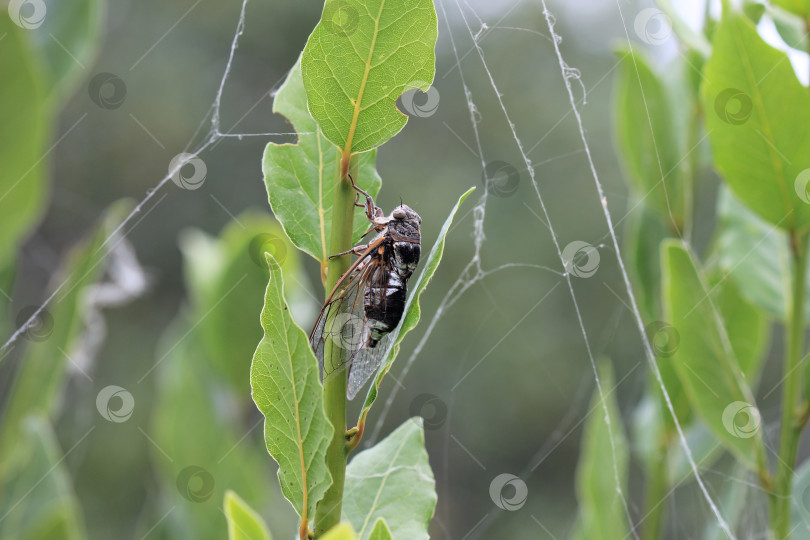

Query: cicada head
left=388, top=204, right=421, bottom=242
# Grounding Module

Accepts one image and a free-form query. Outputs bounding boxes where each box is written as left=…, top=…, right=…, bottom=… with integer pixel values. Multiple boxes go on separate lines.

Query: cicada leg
left=348, top=174, right=386, bottom=226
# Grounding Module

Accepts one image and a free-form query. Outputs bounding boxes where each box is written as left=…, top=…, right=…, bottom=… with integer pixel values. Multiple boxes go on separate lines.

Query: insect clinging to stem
left=309, top=175, right=421, bottom=399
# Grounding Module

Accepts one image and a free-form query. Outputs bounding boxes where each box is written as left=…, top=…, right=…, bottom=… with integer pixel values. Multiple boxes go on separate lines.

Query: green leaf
left=179, top=211, right=314, bottom=394
left=715, top=186, right=810, bottom=321
left=0, top=416, right=86, bottom=540
left=700, top=462, right=751, bottom=540
left=250, top=255, right=333, bottom=521
left=623, top=203, right=670, bottom=322
left=574, top=361, right=630, bottom=539
left=614, top=48, right=686, bottom=227
left=356, top=187, right=475, bottom=424
left=661, top=240, right=763, bottom=468
left=701, top=10, right=810, bottom=231
left=654, top=0, right=711, bottom=57
left=224, top=491, right=273, bottom=540
left=343, top=419, right=436, bottom=540
left=30, top=0, right=105, bottom=100
left=301, top=0, right=438, bottom=154
left=770, top=0, right=810, bottom=17
left=712, top=274, right=770, bottom=383
left=768, top=5, right=810, bottom=51
left=151, top=320, right=289, bottom=540
left=368, top=519, right=393, bottom=540
left=263, top=57, right=381, bottom=264
left=0, top=17, right=51, bottom=270
left=0, top=200, right=132, bottom=468
left=321, top=524, right=359, bottom=540
left=666, top=422, right=725, bottom=485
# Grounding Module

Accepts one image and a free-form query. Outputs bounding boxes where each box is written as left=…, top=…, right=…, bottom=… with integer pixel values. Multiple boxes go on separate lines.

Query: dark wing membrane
left=346, top=331, right=395, bottom=400
left=310, top=255, right=382, bottom=383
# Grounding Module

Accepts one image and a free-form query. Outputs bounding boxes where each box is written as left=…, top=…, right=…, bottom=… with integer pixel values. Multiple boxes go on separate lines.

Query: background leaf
left=0, top=200, right=132, bottom=469
left=0, top=17, right=51, bottom=271
left=769, top=0, right=810, bottom=17
left=343, top=419, right=436, bottom=540
left=0, top=416, right=86, bottom=540
left=356, top=187, right=474, bottom=424
left=179, top=211, right=315, bottom=394
left=250, top=256, right=333, bottom=520
left=224, top=490, right=273, bottom=540
left=368, top=519, right=393, bottom=540
left=302, top=0, right=438, bottom=154
left=662, top=240, right=763, bottom=468
left=263, top=57, right=381, bottom=264
left=31, top=0, right=105, bottom=100
left=701, top=11, right=810, bottom=231
left=573, top=361, right=630, bottom=539
left=613, top=48, right=686, bottom=228
left=321, top=523, right=359, bottom=540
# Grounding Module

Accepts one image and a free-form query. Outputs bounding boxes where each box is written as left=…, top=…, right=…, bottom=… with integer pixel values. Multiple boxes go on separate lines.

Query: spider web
left=0, top=0, right=773, bottom=538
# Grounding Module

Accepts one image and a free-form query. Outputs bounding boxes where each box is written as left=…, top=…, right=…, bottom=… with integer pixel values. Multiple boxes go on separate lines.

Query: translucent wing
left=346, top=331, right=395, bottom=400
left=310, top=239, right=387, bottom=385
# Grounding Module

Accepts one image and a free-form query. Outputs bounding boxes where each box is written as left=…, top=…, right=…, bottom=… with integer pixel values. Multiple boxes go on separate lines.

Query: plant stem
left=313, top=155, right=357, bottom=537
left=771, top=230, right=808, bottom=539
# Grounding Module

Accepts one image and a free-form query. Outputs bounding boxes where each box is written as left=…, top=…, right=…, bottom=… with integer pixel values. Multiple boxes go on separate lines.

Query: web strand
left=539, top=1, right=734, bottom=537
left=1, top=0, right=295, bottom=356
left=446, top=0, right=640, bottom=536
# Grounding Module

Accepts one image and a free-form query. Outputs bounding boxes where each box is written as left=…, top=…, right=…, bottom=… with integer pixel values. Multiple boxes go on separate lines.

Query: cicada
left=310, top=177, right=421, bottom=399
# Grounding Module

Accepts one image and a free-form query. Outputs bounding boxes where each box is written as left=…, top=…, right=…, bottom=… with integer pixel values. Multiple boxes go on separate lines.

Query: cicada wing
left=310, top=259, right=377, bottom=382
left=346, top=331, right=395, bottom=400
